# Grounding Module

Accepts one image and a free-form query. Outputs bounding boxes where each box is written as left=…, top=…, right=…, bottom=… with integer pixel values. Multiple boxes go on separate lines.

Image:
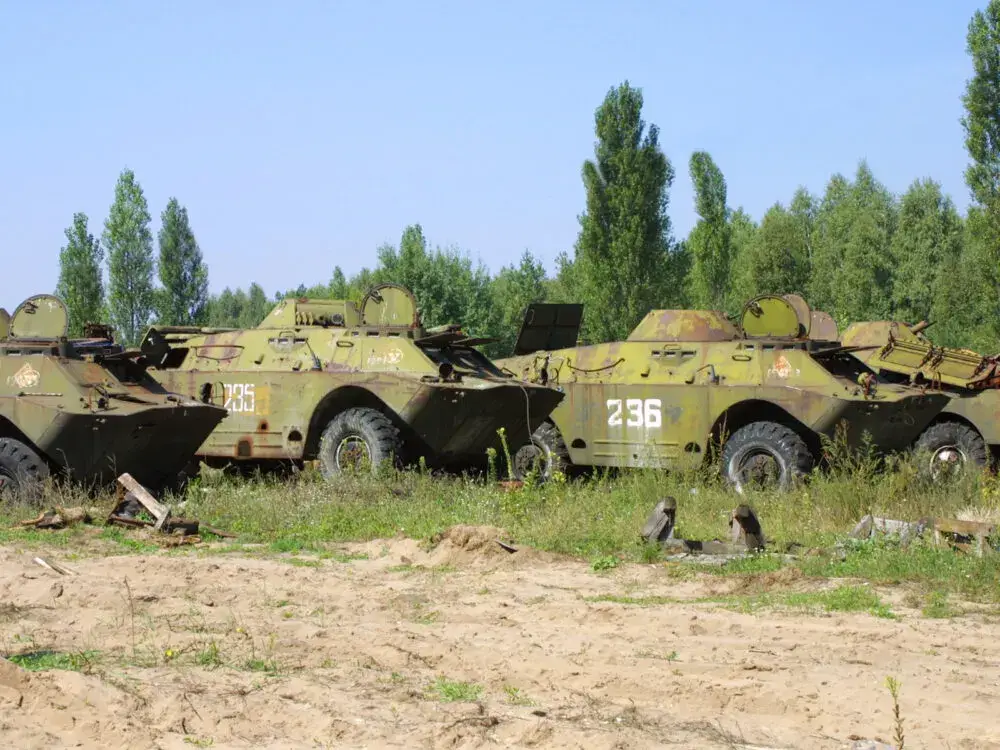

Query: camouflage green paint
left=0, top=294, right=228, bottom=492
left=498, top=296, right=950, bottom=474
left=843, top=319, right=1000, bottom=446
left=139, top=284, right=563, bottom=469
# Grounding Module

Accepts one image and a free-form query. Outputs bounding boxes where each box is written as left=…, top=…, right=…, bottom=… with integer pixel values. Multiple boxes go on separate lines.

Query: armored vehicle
left=841, top=319, right=1000, bottom=478
left=496, top=294, right=950, bottom=491
left=137, top=283, right=563, bottom=476
left=0, top=294, right=228, bottom=499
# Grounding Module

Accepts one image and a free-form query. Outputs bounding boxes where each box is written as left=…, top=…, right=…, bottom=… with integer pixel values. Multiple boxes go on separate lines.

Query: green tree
left=205, top=287, right=243, bottom=328
left=836, top=162, right=896, bottom=322
left=55, top=212, right=104, bottom=336
left=376, top=224, right=493, bottom=334
left=485, top=250, right=548, bottom=357
left=731, top=203, right=813, bottom=304
left=329, top=267, right=348, bottom=298
left=685, top=151, right=732, bottom=309
left=809, top=164, right=896, bottom=325
left=545, top=251, right=582, bottom=305
left=890, top=179, right=964, bottom=326
left=103, top=168, right=155, bottom=345
left=156, top=198, right=209, bottom=325
left=722, top=208, right=759, bottom=307
left=789, top=187, right=817, bottom=269
left=239, top=282, right=272, bottom=328
left=960, top=0, right=1000, bottom=345
left=572, top=81, right=676, bottom=342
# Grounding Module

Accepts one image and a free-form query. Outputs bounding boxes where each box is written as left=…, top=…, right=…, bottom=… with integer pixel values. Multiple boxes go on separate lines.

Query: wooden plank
left=116, top=473, right=171, bottom=531
left=932, top=517, right=996, bottom=557
left=933, top=517, right=996, bottom=536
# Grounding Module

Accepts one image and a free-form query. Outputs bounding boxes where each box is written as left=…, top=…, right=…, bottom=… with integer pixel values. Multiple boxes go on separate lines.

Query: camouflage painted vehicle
left=0, top=294, right=228, bottom=499
left=841, top=319, right=1000, bottom=478
left=137, top=283, right=563, bottom=476
left=496, top=294, right=950, bottom=491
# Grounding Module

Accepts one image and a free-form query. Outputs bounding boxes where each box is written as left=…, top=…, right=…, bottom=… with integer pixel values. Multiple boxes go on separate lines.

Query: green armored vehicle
left=497, top=294, right=950, bottom=491
left=137, top=283, right=563, bottom=476
left=0, top=294, right=228, bottom=498
left=842, top=319, right=1000, bottom=478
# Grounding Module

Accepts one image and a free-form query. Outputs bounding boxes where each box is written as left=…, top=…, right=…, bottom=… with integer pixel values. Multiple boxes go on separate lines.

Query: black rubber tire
left=913, top=421, right=989, bottom=481
left=512, top=421, right=572, bottom=482
left=720, top=421, right=813, bottom=494
left=0, top=437, right=50, bottom=504
left=317, top=407, right=402, bottom=477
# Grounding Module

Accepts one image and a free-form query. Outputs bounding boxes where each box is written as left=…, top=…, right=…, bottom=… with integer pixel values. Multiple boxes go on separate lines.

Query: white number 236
left=607, top=398, right=661, bottom=428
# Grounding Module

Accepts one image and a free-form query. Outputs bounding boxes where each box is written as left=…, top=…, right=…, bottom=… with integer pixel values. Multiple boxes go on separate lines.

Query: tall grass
left=2, top=448, right=999, bottom=602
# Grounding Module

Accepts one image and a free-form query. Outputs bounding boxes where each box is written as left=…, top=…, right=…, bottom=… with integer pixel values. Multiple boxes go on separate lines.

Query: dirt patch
left=355, top=523, right=564, bottom=570
left=0, top=526, right=998, bottom=749
left=713, top=564, right=810, bottom=597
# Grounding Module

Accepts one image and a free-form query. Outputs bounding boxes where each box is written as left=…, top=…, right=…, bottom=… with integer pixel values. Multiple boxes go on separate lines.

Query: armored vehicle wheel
left=914, top=421, right=989, bottom=481
left=512, top=421, right=571, bottom=481
left=318, top=407, right=402, bottom=477
left=0, top=437, right=50, bottom=503
left=721, top=421, right=812, bottom=494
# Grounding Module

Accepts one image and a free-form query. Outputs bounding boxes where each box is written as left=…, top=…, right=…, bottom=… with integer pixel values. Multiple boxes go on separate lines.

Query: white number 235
left=607, top=398, right=661, bottom=428
left=223, top=383, right=256, bottom=414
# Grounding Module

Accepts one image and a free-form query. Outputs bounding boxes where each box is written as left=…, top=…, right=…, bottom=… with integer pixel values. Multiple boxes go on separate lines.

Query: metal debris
left=641, top=497, right=770, bottom=558
left=847, top=513, right=997, bottom=556
left=12, top=473, right=233, bottom=542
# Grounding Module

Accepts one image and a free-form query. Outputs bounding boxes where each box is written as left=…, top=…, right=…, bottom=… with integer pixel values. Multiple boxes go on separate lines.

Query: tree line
left=55, top=2, right=1000, bottom=357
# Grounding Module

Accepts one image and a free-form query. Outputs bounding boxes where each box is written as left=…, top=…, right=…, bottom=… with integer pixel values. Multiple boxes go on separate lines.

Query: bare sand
left=1, top=525, right=998, bottom=749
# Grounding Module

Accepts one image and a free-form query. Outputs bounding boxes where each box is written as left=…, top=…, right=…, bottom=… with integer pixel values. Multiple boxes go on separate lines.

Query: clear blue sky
left=0, top=0, right=985, bottom=308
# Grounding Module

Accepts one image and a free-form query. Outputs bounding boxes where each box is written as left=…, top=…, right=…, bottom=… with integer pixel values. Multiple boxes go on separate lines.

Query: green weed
left=430, top=677, right=483, bottom=702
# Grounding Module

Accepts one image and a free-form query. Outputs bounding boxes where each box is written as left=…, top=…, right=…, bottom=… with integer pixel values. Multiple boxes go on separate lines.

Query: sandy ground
left=1, top=525, right=999, bottom=750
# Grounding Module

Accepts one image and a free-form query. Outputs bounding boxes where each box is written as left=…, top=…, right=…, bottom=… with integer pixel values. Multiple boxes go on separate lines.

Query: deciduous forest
left=54, top=3, right=1000, bottom=358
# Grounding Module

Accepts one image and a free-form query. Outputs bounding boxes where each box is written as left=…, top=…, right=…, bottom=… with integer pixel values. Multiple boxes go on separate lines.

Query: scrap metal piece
left=640, top=497, right=677, bottom=544
left=847, top=514, right=930, bottom=546
left=642, top=498, right=769, bottom=557
left=730, top=504, right=766, bottom=551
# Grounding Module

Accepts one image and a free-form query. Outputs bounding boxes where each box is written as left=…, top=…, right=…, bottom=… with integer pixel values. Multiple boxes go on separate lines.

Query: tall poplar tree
left=156, top=198, right=209, bottom=325
left=685, top=151, right=732, bottom=309
left=572, top=81, right=676, bottom=342
left=55, top=212, right=104, bottom=336
left=103, top=168, right=155, bottom=345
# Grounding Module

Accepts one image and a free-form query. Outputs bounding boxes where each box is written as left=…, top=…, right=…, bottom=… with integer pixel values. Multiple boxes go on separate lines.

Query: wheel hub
left=736, top=450, right=781, bottom=489
left=514, top=442, right=547, bottom=479
left=929, top=444, right=967, bottom=480
left=336, top=436, right=371, bottom=471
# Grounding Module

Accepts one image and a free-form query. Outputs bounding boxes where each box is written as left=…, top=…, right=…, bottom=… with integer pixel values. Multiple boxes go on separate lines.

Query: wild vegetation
left=3, top=441, right=999, bottom=607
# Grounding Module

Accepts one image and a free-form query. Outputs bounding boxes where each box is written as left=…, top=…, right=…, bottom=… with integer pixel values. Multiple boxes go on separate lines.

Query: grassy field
left=3, top=445, right=1000, bottom=608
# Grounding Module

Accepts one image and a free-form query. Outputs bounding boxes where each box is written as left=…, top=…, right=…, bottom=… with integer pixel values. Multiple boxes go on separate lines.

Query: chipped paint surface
left=0, top=294, right=228, bottom=491
left=498, top=300, right=951, bottom=471
left=7, top=362, right=40, bottom=389
left=842, top=319, right=1000, bottom=446
left=140, top=285, right=564, bottom=467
